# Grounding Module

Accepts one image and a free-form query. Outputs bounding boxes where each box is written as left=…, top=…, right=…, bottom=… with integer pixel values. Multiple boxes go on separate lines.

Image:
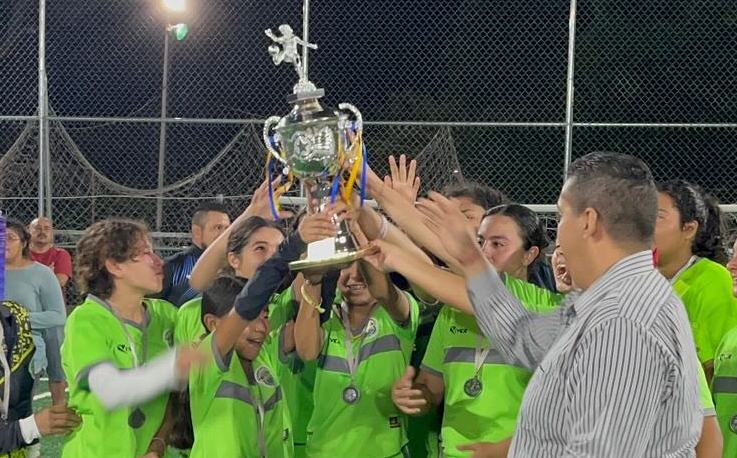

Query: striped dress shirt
left=467, top=251, right=702, bottom=458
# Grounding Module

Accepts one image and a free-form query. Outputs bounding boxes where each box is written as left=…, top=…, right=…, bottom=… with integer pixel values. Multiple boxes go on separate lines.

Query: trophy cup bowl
left=264, top=97, right=376, bottom=273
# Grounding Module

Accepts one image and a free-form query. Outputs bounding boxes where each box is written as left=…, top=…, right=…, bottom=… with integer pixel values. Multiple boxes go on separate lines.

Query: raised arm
left=294, top=275, right=325, bottom=361
left=364, top=166, right=458, bottom=269
left=416, top=192, right=568, bottom=369
left=190, top=179, right=292, bottom=292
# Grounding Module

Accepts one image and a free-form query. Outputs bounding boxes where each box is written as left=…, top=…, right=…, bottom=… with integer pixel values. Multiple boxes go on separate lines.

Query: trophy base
left=288, top=246, right=378, bottom=273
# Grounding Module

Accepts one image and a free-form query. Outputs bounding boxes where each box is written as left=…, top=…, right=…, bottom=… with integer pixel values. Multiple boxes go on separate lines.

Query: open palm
left=416, top=191, right=482, bottom=266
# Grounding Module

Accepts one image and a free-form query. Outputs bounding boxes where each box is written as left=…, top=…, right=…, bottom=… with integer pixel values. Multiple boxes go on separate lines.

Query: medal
left=128, top=407, right=147, bottom=428
left=343, top=385, right=361, bottom=404
left=464, top=334, right=490, bottom=398
left=463, top=377, right=483, bottom=397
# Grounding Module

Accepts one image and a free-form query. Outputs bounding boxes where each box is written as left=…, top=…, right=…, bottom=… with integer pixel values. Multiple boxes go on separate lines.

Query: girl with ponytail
left=655, top=179, right=737, bottom=381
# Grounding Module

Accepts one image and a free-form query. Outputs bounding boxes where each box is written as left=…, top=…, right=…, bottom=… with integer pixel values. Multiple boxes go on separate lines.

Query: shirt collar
left=572, top=250, right=655, bottom=317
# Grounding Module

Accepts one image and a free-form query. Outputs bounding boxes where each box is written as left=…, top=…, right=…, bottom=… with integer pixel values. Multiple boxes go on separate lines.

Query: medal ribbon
left=246, top=365, right=268, bottom=458
left=473, top=334, right=491, bottom=377
left=338, top=302, right=365, bottom=383
left=669, top=255, right=698, bottom=285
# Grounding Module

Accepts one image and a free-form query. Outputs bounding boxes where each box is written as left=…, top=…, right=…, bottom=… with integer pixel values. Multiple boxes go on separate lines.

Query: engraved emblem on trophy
left=263, top=18, right=373, bottom=272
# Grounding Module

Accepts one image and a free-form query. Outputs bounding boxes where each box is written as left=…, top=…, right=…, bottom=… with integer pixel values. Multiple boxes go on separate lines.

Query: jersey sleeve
left=64, top=312, right=114, bottom=390
left=420, top=307, right=448, bottom=378
left=268, top=287, right=296, bottom=334
left=404, top=292, right=421, bottom=337
left=690, top=285, right=737, bottom=365
left=697, top=363, right=715, bottom=415
left=504, top=274, right=564, bottom=312
left=175, top=300, right=205, bottom=345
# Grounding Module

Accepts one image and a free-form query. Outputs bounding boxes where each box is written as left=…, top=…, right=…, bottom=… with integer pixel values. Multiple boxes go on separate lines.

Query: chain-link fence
left=1, top=0, right=736, bottom=247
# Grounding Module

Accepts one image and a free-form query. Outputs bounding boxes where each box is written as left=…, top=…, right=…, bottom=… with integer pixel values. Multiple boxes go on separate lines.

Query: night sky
left=1, top=0, right=736, bottom=208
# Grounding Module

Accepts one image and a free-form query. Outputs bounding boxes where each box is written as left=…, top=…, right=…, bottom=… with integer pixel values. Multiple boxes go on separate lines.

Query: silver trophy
left=263, top=23, right=372, bottom=272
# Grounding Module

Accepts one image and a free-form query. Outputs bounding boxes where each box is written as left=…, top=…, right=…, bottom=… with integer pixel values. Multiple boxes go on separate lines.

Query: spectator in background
left=28, top=217, right=73, bottom=302
left=157, top=202, right=231, bottom=306
left=28, top=216, right=71, bottom=410
left=4, top=218, right=66, bottom=458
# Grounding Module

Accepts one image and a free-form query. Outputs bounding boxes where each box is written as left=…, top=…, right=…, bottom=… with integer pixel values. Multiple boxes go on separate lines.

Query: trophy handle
left=263, top=116, right=287, bottom=164
left=337, top=103, right=363, bottom=155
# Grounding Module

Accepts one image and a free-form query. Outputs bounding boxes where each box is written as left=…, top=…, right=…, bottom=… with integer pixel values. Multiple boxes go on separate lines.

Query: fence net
left=1, top=0, right=735, bottom=255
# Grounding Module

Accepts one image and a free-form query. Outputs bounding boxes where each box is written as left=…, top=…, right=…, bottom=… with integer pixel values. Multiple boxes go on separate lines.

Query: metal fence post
left=155, top=30, right=171, bottom=230
left=563, top=0, right=578, bottom=181
left=37, top=0, right=49, bottom=218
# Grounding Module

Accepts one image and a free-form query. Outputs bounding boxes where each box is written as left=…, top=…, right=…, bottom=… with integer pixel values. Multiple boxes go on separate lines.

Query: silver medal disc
left=463, top=377, right=483, bottom=398
left=342, top=386, right=361, bottom=404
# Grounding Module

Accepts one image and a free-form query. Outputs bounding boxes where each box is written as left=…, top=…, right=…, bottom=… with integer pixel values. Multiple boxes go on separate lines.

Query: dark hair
left=201, top=276, right=247, bottom=329
left=75, top=218, right=149, bottom=299
left=5, top=217, right=31, bottom=259
left=484, top=204, right=550, bottom=260
left=566, top=152, right=657, bottom=247
left=443, top=182, right=509, bottom=210
left=220, top=216, right=283, bottom=277
left=657, top=180, right=728, bottom=264
left=227, top=216, right=283, bottom=256
left=192, top=201, right=229, bottom=227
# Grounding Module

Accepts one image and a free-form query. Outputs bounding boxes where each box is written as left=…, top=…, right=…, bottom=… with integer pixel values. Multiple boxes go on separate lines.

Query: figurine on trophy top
left=266, top=24, right=317, bottom=91
left=262, top=23, right=372, bottom=272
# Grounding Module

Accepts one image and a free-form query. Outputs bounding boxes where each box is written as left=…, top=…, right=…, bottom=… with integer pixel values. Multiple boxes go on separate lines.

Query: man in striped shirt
left=418, top=152, right=703, bottom=457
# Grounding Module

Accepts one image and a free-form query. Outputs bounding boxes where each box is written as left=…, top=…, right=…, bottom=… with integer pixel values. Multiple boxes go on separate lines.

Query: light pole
left=155, top=0, right=188, bottom=230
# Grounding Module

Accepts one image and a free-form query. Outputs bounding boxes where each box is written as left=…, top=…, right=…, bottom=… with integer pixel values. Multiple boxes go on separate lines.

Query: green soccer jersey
left=269, top=286, right=296, bottom=333
left=421, top=278, right=562, bottom=458
left=713, top=325, right=737, bottom=458
left=175, top=297, right=205, bottom=345
left=189, top=331, right=293, bottom=458
left=408, top=300, right=443, bottom=458
left=305, top=293, right=420, bottom=458
left=673, top=258, right=737, bottom=364
left=274, top=328, right=316, bottom=455
left=61, top=296, right=178, bottom=458
left=266, top=286, right=318, bottom=452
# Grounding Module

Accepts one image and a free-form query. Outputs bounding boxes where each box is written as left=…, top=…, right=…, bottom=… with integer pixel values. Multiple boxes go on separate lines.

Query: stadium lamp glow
left=163, top=0, right=185, bottom=12
left=167, top=23, right=189, bottom=40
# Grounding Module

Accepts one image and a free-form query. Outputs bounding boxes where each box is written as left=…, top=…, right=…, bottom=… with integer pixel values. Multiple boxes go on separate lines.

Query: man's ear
left=581, top=207, right=600, bottom=240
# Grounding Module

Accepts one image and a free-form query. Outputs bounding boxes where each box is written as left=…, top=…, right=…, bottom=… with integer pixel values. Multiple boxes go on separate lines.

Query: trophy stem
left=301, top=0, right=311, bottom=84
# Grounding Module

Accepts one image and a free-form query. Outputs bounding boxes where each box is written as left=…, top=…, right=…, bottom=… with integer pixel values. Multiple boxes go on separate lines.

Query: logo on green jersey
left=731, top=415, right=737, bottom=434
left=718, top=352, right=733, bottom=362
left=255, top=366, right=276, bottom=387
left=364, top=318, right=378, bottom=339
left=449, top=326, right=468, bottom=335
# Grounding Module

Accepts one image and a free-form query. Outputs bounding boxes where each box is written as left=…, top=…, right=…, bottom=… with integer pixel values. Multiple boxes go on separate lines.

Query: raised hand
left=174, top=345, right=209, bottom=379
left=34, top=404, right=82, bottom=436
left=298, top=212, right=338, bottom=244
left=416, top=191, right=483, bottom=268
left=391, top=366, right=427, bottom=415
left=244, top=177, right=294, bottom=220
left=384, top=154, right=421, bottom=204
